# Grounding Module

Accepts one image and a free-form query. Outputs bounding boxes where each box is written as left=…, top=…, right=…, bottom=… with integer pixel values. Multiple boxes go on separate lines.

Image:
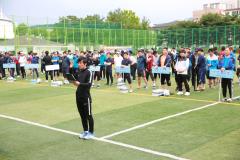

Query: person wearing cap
left=104, top=52, right=114, bottom=85
left=206, top=48, right=218, bottom=88
left=218, top=47, right=235, bottom=102
left=122, top=52, right=133, bottom=93
left=137, top=50, right=148, bottom=89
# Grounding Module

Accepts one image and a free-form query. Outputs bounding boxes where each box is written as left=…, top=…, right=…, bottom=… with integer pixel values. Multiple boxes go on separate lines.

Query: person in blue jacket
left=206, top=48, right=218, bottom=88
left=99, top=50, right=107, bottom=79
left=31, top=52, right=40, bottom=79
left=218, top=47, right=235, bottom=102
left=196, top=48, right=206, bottom=91
left=51, top=52, right=60, bottom=79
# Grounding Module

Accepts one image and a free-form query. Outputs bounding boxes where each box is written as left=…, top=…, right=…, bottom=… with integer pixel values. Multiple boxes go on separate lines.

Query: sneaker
left=97, top=84, right=100, bottom=88
left=177, top=91, right=184, bottom=95
left=79, top=131, right=88, bottom=139
left=152, top=83, right=156, bottom=87
left=83, top=132, right=94, bottom=140
left=144, top=85, right=148, bottom=89
left=222, top=98, right=227, bottom=102
left=129, top=89, right=133, bottom=93
left=227, top=98, right=232, bottom=102
left=184, top=92, right=190, bottom=96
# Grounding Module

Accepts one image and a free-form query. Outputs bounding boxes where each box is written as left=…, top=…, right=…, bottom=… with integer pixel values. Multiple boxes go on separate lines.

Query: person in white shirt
left=114, top=52, right=123, bottom=79
left=175, top=49, right=190, bottom=96
left=18, top=51, right=27, bottom=79
left=129, top=50, right=137, bottom=80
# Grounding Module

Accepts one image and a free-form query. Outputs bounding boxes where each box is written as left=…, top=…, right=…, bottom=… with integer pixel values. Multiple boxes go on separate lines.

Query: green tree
left=199, top=13, right=224, bottom=26
left=83, top=14, right=104, bottom=22
left=16, top=23, right=29, bottom=36
left=141, top=17, right=150, bottom=29
left=107, top=8, right=141, bottom=29
left=59, top=15, right=80, bottom=24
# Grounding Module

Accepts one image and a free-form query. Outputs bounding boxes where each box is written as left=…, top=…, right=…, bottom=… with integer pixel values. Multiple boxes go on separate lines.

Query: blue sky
left=1, top=0, right=216, bottom=25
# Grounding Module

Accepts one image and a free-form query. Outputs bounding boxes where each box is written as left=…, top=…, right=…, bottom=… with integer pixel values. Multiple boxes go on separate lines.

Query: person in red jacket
left=146, top=50, right=156, bottom=87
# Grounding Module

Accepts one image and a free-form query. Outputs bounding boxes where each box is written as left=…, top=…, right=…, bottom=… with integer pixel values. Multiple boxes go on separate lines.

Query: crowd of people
left=0, top=46, right=239, bottom=102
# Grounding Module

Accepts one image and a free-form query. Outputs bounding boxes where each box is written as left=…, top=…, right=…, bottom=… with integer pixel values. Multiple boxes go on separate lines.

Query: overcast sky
left=1, top=0, right=217, bottom=25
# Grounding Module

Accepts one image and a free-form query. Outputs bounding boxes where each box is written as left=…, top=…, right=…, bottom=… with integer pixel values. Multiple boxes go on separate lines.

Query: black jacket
left=43, top=55, right=52, bottom=65
left=75, top=68, right=92, bottom=100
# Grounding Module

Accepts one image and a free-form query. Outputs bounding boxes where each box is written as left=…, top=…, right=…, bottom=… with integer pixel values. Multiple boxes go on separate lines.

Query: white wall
left=0, top=20, right=14, bottom=39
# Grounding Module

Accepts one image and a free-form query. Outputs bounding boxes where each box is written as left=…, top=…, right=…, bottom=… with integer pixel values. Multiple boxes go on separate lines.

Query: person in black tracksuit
left=73, top=57, right=94, bottom=139
left=42, top=51, right=53, bottom=81
left=104, top=53, right=114, bottom=85
left=122, top=52, right=133, bottom=92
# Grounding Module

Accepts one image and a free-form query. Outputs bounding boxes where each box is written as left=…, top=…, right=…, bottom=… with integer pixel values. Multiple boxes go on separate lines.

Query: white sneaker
left=83, top=132, right=94, bottom=140
left=79, top=131, right=88, bottom=139
left=45, top=80, right=48, bottom=83
left=227, top=98, right=232, bottom=102
left=184, top=92, right=190, bottom=96
left=177, top=91, right=184, bottom=95
left=129, top=89, right=133, bottom=93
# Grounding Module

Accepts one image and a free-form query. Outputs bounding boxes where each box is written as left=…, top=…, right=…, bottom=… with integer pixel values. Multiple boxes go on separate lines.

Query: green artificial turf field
left=0, top=78, right=240, bottom=160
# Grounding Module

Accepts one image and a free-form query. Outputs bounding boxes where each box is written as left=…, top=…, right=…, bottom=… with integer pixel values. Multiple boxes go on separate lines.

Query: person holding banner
left=31, top=53, right=40, bottom=81
left=9, top=53, right=16, bottom=79
left=104, top=52, right=114, bottom=86
left=114, top=51, right=123, bottom=80
left=206, top=49, right=218, bottom=88
left=122, top=52, right=133, bottom=93
left=18, top=51, right=27, bottom=79
left=52, top=52, right=60, bottom=80
left=218, top=47, right=235, bottom=102
left=175, top=49, right=190, bottom=96
left=158, top=48, right=172, bottom=89
left=92, top=53, right=101, bottom=88
left=43, top=51, right=53, bottom=82
left=72, top=57, right=94, bottom=140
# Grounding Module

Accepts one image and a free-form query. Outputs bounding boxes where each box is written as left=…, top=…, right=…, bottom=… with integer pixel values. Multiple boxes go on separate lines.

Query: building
left=0, top=8, right=14, bottom=39
left=225, top=7, right=240, bottom=15
left=193, top=0, right=240, bottom=21
left=193, top=2, right=227, bottom=21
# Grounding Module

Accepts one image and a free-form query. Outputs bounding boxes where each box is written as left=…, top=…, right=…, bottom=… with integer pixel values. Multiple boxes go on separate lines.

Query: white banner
left=45, top=65, right=60, bottom=71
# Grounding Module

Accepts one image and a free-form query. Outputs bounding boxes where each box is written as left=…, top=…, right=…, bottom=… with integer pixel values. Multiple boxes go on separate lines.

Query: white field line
left=101, top=96, right=240, bottom=139
left=100, top=102, right=219, bottom=139
left=0, top=114, right=189, bottom=160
